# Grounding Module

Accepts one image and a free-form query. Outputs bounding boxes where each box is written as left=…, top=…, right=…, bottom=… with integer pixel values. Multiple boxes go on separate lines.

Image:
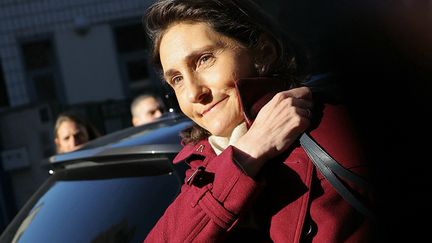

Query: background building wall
left=0, top=0, right=155, bottom=108
left=55, top=24, right=124, bottom=104
left=0, top=105, right=53, bottom=208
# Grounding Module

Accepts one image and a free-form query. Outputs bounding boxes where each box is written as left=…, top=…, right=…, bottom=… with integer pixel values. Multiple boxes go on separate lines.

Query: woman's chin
left=206, top=124, right=235, bottom=137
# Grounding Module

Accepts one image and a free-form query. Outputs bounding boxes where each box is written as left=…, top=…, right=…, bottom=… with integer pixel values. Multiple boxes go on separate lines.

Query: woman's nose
left=186, top=78, right=210, bottom=103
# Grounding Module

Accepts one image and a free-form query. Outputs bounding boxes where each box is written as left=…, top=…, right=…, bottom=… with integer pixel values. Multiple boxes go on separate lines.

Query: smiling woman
left=142, top=0, right=376, bottom=242
left=160, top=22, right=254, bottom=137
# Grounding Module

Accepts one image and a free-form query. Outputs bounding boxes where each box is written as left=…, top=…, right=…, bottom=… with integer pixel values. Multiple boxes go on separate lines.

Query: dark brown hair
left=143, top=0, right=308, bottom=144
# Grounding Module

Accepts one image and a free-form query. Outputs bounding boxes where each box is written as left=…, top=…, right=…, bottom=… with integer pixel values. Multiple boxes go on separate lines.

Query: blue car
left=0, top=113, right=192, bottom=243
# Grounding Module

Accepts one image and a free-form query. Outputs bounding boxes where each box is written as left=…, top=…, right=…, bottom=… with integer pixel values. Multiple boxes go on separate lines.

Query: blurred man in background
left=54, top=112, right=101, bottom=153
left=130, top=94, right=164, bottom=126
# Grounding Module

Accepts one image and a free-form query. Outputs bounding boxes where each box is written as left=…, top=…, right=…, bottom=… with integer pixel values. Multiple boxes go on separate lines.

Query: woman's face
left=159, top=22, right=256, bottom=136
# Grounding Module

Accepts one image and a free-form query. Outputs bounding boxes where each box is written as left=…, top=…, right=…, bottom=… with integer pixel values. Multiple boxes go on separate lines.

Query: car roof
left=49, top=113, right=192, bottom=166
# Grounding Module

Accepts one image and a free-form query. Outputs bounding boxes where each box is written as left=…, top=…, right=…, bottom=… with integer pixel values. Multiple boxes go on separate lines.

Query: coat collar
left=173, top=140, right=215, bottom=164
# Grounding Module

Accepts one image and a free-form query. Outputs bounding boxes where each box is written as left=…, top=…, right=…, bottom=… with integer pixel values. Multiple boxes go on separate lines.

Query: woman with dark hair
left=143, top=0, right=374, bottom=242
left=54, top=112, right=101, bottom=154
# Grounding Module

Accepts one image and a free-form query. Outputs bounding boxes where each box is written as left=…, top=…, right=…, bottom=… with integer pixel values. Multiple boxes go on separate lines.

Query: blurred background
left=0, top=0, right=430, bottom=240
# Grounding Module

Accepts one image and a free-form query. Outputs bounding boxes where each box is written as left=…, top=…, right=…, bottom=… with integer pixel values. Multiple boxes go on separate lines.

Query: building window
left=113, top=22, right=157, bottom=98
left=0, top=62, right=9, bottom=107
left=21, top=39, right=60, bottom=103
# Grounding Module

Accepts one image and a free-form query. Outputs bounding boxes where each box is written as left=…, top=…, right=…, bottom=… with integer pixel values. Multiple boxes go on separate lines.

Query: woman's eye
left=198, top=54, right=213, bottom=66
left=171, top=76, right=183, bottom=86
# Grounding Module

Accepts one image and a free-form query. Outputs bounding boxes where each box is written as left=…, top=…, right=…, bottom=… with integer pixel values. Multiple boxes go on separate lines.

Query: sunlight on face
left=159, top=22, right=256, bottom=136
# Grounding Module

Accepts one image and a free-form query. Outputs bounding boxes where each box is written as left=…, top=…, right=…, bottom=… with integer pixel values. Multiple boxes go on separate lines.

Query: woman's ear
left=254, top=34, right=277, bottom=75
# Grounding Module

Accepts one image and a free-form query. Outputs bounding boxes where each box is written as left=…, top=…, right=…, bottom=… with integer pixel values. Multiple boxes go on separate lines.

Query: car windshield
left=2, top=161, right=187, bottom=243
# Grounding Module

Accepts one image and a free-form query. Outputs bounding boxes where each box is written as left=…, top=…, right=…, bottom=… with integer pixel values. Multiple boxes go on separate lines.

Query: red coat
left=145, top=104, right=375, bottom=242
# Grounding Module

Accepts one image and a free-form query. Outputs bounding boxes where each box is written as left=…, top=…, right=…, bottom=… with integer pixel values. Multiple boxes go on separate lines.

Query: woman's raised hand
left=234, top=86, right=313, bottom=176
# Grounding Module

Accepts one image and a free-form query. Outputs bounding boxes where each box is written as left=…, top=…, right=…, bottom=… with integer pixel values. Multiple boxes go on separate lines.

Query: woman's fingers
left=235, top=86, right=314, bottom=162
left=260, top=89, right=313, bottom=120
left=284, top=86, right=313, bottom=100
left=273, top=88, right=313, bottom=109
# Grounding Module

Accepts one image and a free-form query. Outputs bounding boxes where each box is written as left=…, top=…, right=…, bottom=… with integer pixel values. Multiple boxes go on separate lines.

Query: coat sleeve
left=144, top=146, right=262, bottom=243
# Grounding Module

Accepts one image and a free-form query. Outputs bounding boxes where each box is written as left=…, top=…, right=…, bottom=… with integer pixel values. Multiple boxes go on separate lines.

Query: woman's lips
left=201, top=96, right=228, bottom=116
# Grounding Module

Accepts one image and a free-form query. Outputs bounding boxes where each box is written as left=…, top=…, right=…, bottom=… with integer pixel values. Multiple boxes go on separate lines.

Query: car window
left=2, top=161, right=187, bottom=243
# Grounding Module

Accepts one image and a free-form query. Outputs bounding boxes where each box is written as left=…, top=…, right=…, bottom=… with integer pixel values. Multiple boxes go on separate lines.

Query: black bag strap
left=299, top=133, right=375, bottom=220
